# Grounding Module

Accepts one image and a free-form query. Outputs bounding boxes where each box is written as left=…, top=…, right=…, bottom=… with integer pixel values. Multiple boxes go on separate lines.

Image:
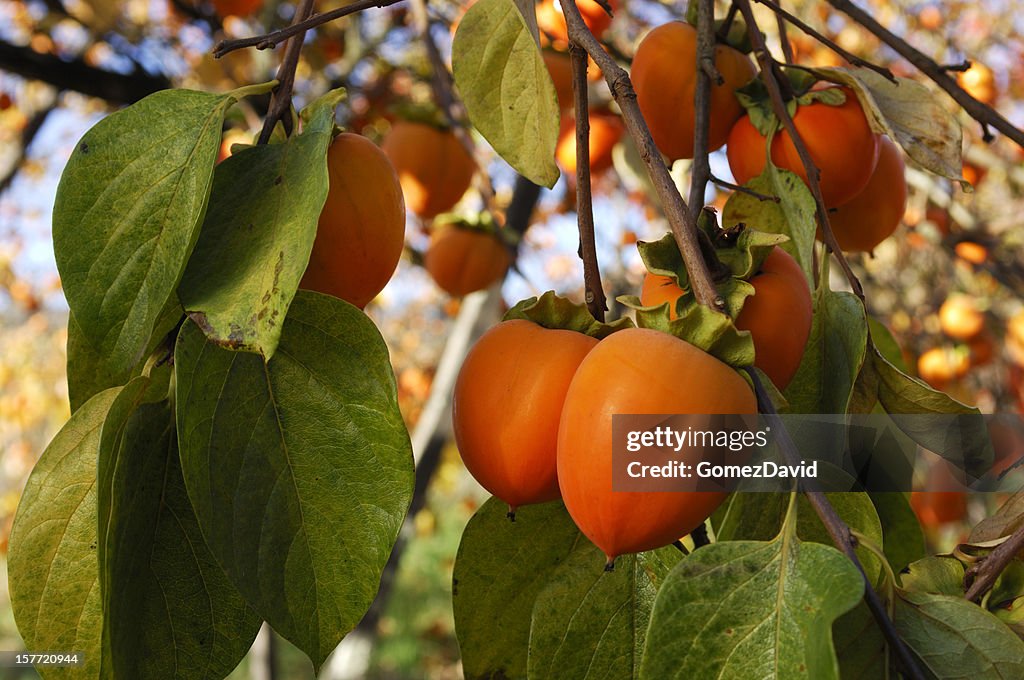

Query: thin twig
left=710, top=174, right=780, bottom=202
left=827, top=0, right=1024, bottom=148
left=558, top=0, right=724, bottom=310
left=563, top=36, right=606, bottom=321
left=716, top=2, right=739, bottom=42
left=754, top=0, right=896, bottom=83
left=964, top=524, right=1024, bottom=602
left=214, top=0, right=407, bottom=58
left=687, top=0, right=717, bottom=220
left=257, top=0, right=316, bottom=144
left=774, top=0, right=794, bottom=64
left=0, top=100, right=57, bottom=195
left=745, top=368, right=926, bottom=680
left=737, top=0, right=864, bottom=299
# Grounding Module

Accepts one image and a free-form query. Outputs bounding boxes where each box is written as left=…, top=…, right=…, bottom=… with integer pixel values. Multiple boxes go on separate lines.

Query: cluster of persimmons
left=242, top=0, right=959, bottom=563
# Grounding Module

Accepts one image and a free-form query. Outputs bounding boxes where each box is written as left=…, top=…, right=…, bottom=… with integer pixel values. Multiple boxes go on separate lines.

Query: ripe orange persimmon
left=454, top=320, right=598, bottom=512
left=544, top=51, right=574, bottom=110
left=555, top=109, right=624, bottom=176
left=211, top=0, right=262, bottom=17
left=536, top=0, right=615, bottom=44
left=727, top=87, right=880, bottom=207
left=381, top=121, right=476, bottom=219
left=910, top=490, right=967, bottom=527
left=955, top=241, right=988, bottom=265
left=640, top=248, right=811, bottom=390
left=300, top=133, right=406, bottom=309
left=939, top=294, right=985, bottom=341
left=424, top=223, right=511, bottom=296
left=632, top=22, right=757, bottom=161
left=957, top=62, right=998, bottom=105
left=557, top=328, right=757, bottom=563
left=824, top=136, right=906, bottom=252
left=916, top=347, right=969, bottom=388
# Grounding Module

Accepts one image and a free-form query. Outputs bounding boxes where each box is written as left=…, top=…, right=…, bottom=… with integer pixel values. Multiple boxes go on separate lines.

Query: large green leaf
left=895, top=590, right=1024, bottom=678
left=639, top=521, right=863, bottom=679
left=8, top=388, right=121, bottom=680
left=453, top=499, right=582, bottom=680
left=452, top=0, right=560, bottom=187
left=174, top=290, right=414, bottom=668
left=784, top=287, right=867, bottom=414
left=833, top=602, right=888, bottom=680
left=177, top=89, right=344, bottom=359
left=869, top=492, right=924, bottom=575
left=528, top=543, right=679, bottom=680
left=53, top=86, right=270, bottom=403
left=98, top=399, right=261, bottom=679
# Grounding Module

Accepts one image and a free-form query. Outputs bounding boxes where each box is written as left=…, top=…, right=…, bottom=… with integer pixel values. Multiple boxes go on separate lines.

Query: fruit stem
left=736, top=0, right=865, bottom=300
left=557, top=0, right=725, bottom=312
left=604, top=558, right=616, bottom=572
left=506, top=507, right=517, bottom=522
left=745, top=367, right=927, bottom=680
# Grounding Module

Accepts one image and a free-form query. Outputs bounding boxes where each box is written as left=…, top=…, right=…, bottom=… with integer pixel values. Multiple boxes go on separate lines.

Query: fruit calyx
left=504, top=290, right=633, bottom=338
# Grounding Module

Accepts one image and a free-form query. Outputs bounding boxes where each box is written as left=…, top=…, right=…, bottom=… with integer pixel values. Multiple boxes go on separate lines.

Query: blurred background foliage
left=0, top=0, right=1023, bottom=677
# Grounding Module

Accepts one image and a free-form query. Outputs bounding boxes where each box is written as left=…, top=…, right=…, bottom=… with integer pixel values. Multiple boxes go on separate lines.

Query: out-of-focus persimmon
left=424, top=223, right=511, bottom=297
left=211, top=0, right=262, bottom=17
left=536, top=0, right=615, bottom=45
left=939, top=294, right=985, bottom=341
left=555, top=109, right=624, bottom=176
left=382, top=121, right=476, bottom=219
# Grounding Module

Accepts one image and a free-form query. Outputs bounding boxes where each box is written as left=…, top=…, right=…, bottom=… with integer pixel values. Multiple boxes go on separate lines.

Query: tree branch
left=687, top=0, right=717, bottom=220
left=827, top=0, right=1024, bottom=148
left=964, top=524, right=1024, bottom=602
left=737, top=0, right=865, bottom=299
left=558, top=0, right=724, bottom=310
left=258, top=0, right=316, bottom=144
left=745, top=368, right=926, bottom=680
left=754, top=0, right=896, bottom=83
left=214, top=0, right=407, bottom=58
left=563, top=39, right=606, bottom=321
left=0, top=41, right=169, bottom=104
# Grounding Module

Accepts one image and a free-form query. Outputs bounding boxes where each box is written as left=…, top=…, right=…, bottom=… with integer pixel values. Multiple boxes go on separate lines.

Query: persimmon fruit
left=381, top=121, right=476, bottom=219
left=939, top=294, right=984, bottom=341
left=910, top=490, right=967, bottom=527
left=424, top=223, right=511, bottom=297
left=640, top=247, right=812, bottom=390
left=957, top=62, right=998, bottom=105
left=727, top=87, right=880, bottom=207
left=544, top=51, right=574, bottom=110
left=453, top=320, right=598, bottom=512
left=631, top=22, right=757, bottom=161
left=557, top=328, right=757, bottom=563
left=300, top=133, right=406, bottom=309
left=916, top=347, right=969, bottom=388
left=824, top=136, right=906, bottom=252
left=536, top=0, right=615, bottom=44
left=555, top=109, right=624, bottom=176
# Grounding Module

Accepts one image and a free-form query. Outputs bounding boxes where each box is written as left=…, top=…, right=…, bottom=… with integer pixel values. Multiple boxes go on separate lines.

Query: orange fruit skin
left=381, top=122, right=476, bottom=219
left=955, top=241, right=988, bottom=265
left=910, top=490, right=967, bottom=527
left=557, top=328, right=757, bottom=561
left=632, top=22, right=756, bottom=161
left=424, top=225, right=511, bottom=297
left=212, top=0, right=262, bottom=17
left=536, top=0, right=616, bottom=44
left=639, top=248, right=811, bottom=390
left=825, top=136, right=907, bottom=252
left=939, top=295, right=985, bottom=341
left=555, top=110, right=624, bottom=176
left=916, top=347, right=969, bottom=388
left=544, top=51, right=575, bottom=110
left=300, top=133, right=406, bottom=309
left=454, top=320, right=599, bottom=510
left=957, top=62, right=997, bottom=105
left=727, top=87, right=881, bottom=207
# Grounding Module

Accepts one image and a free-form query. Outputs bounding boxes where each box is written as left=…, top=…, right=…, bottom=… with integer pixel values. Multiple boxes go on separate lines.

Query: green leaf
left=899, top=557, right=965, bottom=596
left=53, top=86, right=269, bottom=404
left=723, top=167, right=817, bottom=282
left=453, top=499, right=582, bottom=680
left=639, top=524, right=863, bottom=679
left=504, top=290, right=633, bottom=338
left=784, top=287, right=867, bottom=414
left=66, top=295, right=183, bottom=412
left=868, top=316, right=908, bottom=373
left=969, top=490, right=1024, bottom=544
left=528, top=545, right=679, bottom=680
left=833, top=602, right=889, bottom=680
left=715, top=492, right=884, bottom=587
left=869, top=492, right=925, bottom=575
left=177, top=89, right=344, bottom=359
left=810, top=68, right=965, bottom=185
left=895, top=590, right=1024, bottom=677
left=452, top=0, right=560, bottom=187
left=174, top=290, right=413, bottom=668
left=8, top=388, right=122, bottom=680
left=98, top=399, right=261, bottom=679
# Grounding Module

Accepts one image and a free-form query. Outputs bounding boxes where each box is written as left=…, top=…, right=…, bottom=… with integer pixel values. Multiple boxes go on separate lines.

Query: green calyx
left=504, top=291, right=634, bottom=339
